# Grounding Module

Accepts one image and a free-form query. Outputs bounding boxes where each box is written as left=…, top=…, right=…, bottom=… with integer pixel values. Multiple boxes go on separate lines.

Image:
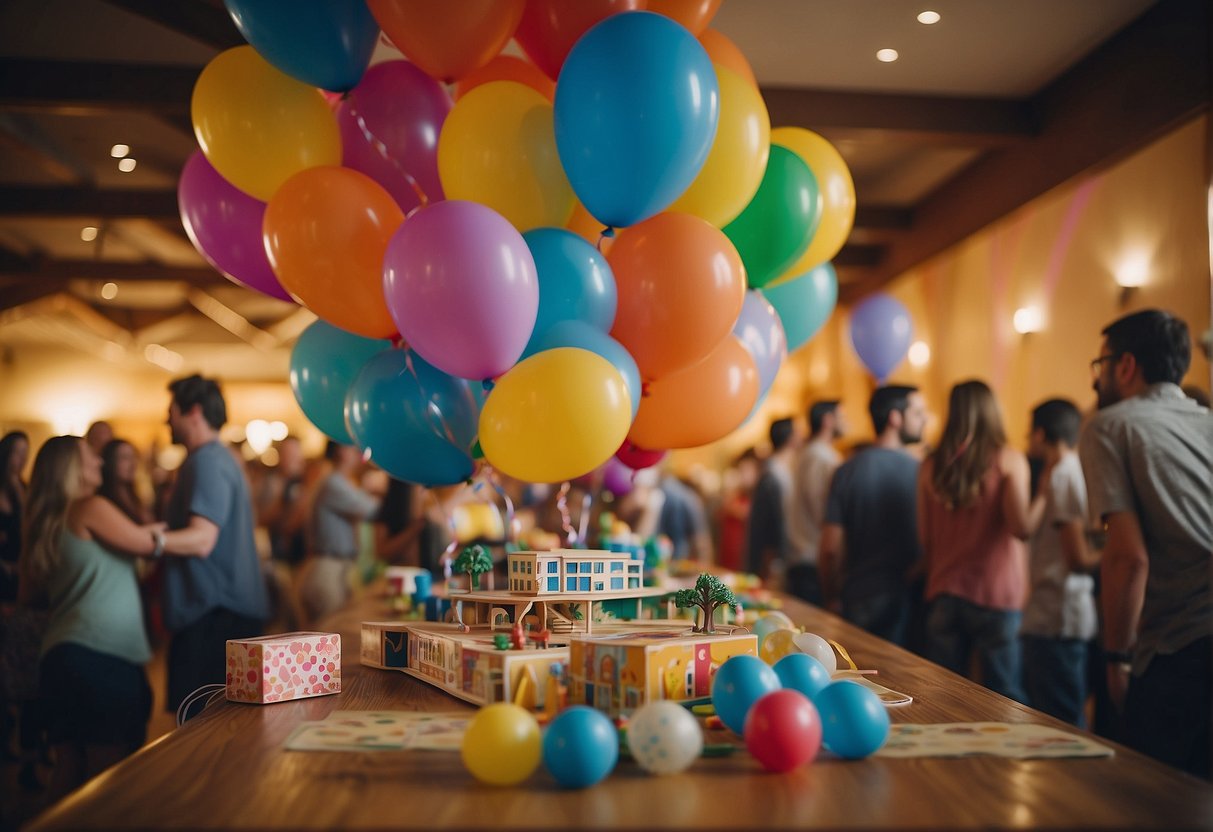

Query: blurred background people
left=716, top=449, right=759, bottom=572
left=746, top=418, right=798, bottom=586
left=788, top=400, right=846, bottom=604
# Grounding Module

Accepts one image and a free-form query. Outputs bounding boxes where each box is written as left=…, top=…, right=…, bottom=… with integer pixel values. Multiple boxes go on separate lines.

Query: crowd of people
left=0, top=308, right=1208, bottom=802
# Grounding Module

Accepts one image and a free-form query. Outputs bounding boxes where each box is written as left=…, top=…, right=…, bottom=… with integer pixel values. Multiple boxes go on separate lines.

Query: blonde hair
left=930, top=380, right=1006, bottom=509
left=19, top=436, right=85, bottom=605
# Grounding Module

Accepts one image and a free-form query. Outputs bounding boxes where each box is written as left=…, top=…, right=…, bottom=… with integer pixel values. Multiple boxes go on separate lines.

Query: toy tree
left=674, top=573, right=738, bottom=634
left=454, top=544, right=493, bottom=591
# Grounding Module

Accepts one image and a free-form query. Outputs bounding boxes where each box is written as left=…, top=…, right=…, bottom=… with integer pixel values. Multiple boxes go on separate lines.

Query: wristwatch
left=151, top=529, right=166, bottom=559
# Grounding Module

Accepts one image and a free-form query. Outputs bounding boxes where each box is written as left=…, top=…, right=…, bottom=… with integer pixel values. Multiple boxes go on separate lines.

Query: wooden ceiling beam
left=0, top=59, right=196, bottom=116
left=0, top=187, right=180, bottom=219
left=100, top=0, right=243, bottom=52
left=0, top=255, right=223, bottom=285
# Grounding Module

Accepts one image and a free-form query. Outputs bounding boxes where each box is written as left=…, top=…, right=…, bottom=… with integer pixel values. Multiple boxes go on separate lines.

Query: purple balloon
left=177, top=152, right=291, bottom=301
left=337, top=60, right=450, bottom=215
left=733, top=290, right=788, bottom=398
left=849, top=293, right=913, bottom=382
left=602, top=456, right=635, bottom=497
left=383, top=200, right=538, bottom=381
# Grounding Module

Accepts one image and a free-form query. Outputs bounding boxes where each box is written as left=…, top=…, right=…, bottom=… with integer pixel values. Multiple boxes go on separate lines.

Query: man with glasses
left=1080, top=309, right=1212, bottom=779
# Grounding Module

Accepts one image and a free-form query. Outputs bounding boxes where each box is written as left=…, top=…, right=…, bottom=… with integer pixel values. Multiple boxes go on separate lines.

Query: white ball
left=626, top=701, right=703, bottom=775
left=793, top=632, right=838, bottom=674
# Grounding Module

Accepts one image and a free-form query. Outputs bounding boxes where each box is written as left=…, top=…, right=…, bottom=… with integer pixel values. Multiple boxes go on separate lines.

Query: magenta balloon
left=602, top=456, right=635, bottom=497
left=337, top=60, right=450, bottom=214
left=383, top=200, right=538, bottom=381
left=177, top=152, right=291, bottom=301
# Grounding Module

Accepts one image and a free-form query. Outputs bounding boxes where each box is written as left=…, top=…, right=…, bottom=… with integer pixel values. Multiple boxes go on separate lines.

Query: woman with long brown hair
left=917, top=380, right=1034, bottom=702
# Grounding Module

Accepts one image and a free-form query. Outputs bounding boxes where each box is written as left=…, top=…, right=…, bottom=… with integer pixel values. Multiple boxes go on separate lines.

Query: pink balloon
left=337, top=60, right=451, bottom=215
left=383, top=200, right=538, bottom=381
left=615, top=441, right=666, bottom=470
left=177, top=152, right=291, bottom=301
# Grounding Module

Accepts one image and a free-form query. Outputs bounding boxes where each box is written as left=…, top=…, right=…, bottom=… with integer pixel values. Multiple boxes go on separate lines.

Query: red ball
left=743, top=689, right=822, bottom=773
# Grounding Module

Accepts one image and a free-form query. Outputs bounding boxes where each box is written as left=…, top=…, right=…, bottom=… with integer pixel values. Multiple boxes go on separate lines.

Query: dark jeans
left=168, top=607, right=263, bottom=715
left=1125, top=636, right=1211, bottom=780
left=40, top=642, right=151, bottom=751
left=926, top=594, right=1026, bottom=703
left=1022, top=635, right=1088, bottom=727
left=785, top=563, right=822, bottom=607
left=843, top=589, right=911, bottom=648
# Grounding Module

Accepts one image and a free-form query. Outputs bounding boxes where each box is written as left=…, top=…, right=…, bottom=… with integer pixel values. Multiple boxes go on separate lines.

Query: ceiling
left=0, top=0, right=1207, bottom=385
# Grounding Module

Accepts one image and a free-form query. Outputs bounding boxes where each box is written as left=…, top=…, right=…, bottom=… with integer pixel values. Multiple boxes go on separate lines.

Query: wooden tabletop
left=27, top=591, right=1213, bottom=831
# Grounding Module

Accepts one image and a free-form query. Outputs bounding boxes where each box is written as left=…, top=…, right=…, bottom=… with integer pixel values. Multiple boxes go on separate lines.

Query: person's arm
left=327, top=476, right=381, bottom=520
left=999, top=447, right=1033, bottom=540
left=1100, top=510, right=1148, bottom=709
left=77, top=496, right=214, bottom=558
left=1059, top=519, right=1099, bottom=572
left=913, top=463, right=933, bottom=580
left=1023, top=460, right=1053, bottom=537
left=817, top=523, right=844, bottom=612
left=373, top=519, right=425, bottom=565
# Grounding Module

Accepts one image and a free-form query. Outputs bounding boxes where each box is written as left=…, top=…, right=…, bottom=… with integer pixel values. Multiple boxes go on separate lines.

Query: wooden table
left=28, top=592, right=1213, bottom=830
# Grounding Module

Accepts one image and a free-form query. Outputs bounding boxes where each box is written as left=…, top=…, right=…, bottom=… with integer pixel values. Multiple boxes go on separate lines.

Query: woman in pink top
left=917, top=380, right=1032, bottom=703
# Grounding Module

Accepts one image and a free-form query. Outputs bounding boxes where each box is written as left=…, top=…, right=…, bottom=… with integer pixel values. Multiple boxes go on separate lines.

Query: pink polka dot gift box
left=226, top=632, right=342, bottom=704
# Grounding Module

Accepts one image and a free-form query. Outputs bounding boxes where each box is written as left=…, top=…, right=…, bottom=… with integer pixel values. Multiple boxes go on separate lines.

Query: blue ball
left=542, top=706, right=619, bottom=788
left=815, top=680, right=890, bottom=759
left=774, top=653, right=832, bottom=701
left=711, top=655, right=781, bottom=734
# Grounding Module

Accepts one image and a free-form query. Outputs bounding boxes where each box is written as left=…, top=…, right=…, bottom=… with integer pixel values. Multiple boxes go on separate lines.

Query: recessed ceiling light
left=876, top=48, right=899, bottom=63
left=110, top=143, right=129, bottom=158
left=917, top=10, right=941, bottom=25
left=117, top=157, right=137, bottom=172
left=81, top=226, right=98, bottom=242
left=101, top=282, right=118, bottom=300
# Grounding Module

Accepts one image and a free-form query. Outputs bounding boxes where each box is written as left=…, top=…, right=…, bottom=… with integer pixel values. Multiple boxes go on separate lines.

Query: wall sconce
left=907, top=340, right=931, bottom=368
left=1013, top=306, right=1044, bottom=335
left=1114, top=252, right=1149, bottom=306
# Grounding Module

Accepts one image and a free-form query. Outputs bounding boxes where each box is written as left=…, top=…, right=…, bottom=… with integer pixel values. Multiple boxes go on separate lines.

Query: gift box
left=226, top=632, right=341, bottom=704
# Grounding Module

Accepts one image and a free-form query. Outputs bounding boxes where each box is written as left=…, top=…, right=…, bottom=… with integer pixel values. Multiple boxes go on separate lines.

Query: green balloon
left=761, top=263, right=838, bottom=352
left=723, top=145, right=822, bottom=289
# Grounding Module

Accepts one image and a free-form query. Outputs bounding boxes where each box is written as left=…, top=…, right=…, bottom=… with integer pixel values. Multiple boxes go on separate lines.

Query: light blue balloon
left=849, top=293, right=913, bottom=382
left=344, top=348, right=477, bottom=487
left=522, top=228, right=617, bottom=356
left=774, top=653, right=832, bottom=702
left=289, top=321, right=390, bottom=444
left=733, top=290, right=787, bottom=397
left=710, top=655, right=781, bottom=735
left=542, top=706, right=618, bottom=789
left=225, top=0, right=379, bottom=92
left=554, top=11, right=719, bottom=228
left=529, top=321, right=641, bottom=420
left=761, top=263, right=838, bottom=352
left=816, top=680, right=891, bottom=759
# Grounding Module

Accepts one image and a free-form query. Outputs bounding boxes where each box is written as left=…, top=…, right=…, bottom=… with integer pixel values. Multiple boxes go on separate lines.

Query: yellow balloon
left=461, top=704, right=541, bottom=786
left=191, top=46, right=341, bottom=202
left=759, top=628, right=798, bottom=665
left=480, top=348, right=632, bottom=483
left=767, top=126, right=856, bottom=286
left=438, top=81, right=574, bottom=232
left=669, top=64, right=770, bottom=228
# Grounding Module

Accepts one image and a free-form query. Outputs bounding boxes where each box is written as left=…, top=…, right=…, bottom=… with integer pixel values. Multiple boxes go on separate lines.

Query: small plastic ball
left=711, top=654, right=781, bottom=734
left=626, top=701, right=703, bottom=775
left=793, top=631, right=838, bottom=674
left=774, top=652, right=831, bottom=701
left=542, top=706, right=619, bottom=788
left=461, top=703, right=542, bottom=785
left=753, top=611, right=795, bottom=648
left=743, top=689, right=822, bottom=772
left=759, top=628, right=799, bottom=664
left=815, top=680, right=890, bottom=759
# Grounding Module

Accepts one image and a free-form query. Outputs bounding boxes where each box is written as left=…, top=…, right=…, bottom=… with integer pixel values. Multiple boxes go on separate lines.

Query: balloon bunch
left=179, top=1, right=855, bottom=487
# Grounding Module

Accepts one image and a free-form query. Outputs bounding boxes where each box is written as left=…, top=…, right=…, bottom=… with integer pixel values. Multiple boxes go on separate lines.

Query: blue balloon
left=522, top=228, right=617, bottom=355
left=554, top=12, right=719, bottom=228
left=761, top=263, right=838, bottom=353
left=542, top=706, right=618, bottom=788
left=289, top=321, right=390, bottom=444
left=774, top=653, right=832, bottom=702
left=733, top=290, right=787, bottom=398
left=711, top=655, right=781, bottom=735
left=815, top=680, right=891, bottom=759
left=849, top=293, right=913, bottom=382
left=224, top=0, right=379, bottom=92
left=344, top=348, right=478, bottom=487
left=527, top=321, right=641, bottom=420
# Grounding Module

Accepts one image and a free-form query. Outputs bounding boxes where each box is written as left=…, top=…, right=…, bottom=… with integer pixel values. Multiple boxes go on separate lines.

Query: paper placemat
left=876, top=722, right=1115, bottom=759
left=284, top=711, right=470, bottom=752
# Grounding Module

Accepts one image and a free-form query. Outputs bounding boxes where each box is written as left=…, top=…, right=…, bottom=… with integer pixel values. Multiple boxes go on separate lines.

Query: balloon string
left=401, top=347, right=473, bottom=463
left=480, top=465, right=517, bottom=546
left=556, top=481, right=577, bottom=546
left=344, top=91, right=430, bottom=209
left=431, top=491, right=458, bottom=582
left=577, top=490, right=593, bottom=548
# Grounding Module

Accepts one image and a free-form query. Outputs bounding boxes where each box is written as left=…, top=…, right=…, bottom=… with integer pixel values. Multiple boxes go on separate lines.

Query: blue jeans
left=1021, top=635, right=1088, bottom=727
left=844, top=589, right=911, bottom=648
left=1125, top=636, right=1211, bottom=780
left=926, top=594, right=1026, bottom=703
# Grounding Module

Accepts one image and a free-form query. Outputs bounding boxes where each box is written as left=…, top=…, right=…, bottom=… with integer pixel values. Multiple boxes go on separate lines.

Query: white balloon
left=793, top=632, right=838, bottom=674
left=626, top=701, right=703, bottom=775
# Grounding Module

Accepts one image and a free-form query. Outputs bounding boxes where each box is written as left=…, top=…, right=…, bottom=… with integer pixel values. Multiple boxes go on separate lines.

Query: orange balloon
left=514, top=0, right=644, bottom=80
left=646, top=0, right=721, bottom=35
left=699, top=28, right=757, bottom=89
left=608, top=212, right=746, bottom=381
left=566, top=200, right=614, bottom=254
left=454, top=55, right=556, bottom=102
left=264, top=166, right=403, bottom=338
left=367, top=0, right=525, bottom=82
left=628, top=336, right=759, bottom=449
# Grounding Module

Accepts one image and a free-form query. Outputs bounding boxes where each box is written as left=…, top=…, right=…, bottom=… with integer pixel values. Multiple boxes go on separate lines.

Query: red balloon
left=615, top=441, right=666, bottom=470
left=647, top=0, right=720, bottom=35
left=513, top=0, right=643, bottom=80
left=368, top=0, right=525, bottom=82
left=743, top=690, right=822, bottom=773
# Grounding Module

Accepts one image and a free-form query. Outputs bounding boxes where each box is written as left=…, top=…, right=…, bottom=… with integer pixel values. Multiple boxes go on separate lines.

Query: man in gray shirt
left=1081, top=309, right=1212, bottom=779
left=164, top=375, right=269, bottom=713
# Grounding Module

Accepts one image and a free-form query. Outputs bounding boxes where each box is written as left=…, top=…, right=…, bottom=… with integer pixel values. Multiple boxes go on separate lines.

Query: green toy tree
left=674, top=573, right=737, bottom=634
left=453, top=544, right=493, bottom=591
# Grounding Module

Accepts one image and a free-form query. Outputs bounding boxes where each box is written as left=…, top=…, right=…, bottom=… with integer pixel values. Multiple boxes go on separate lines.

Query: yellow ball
left=461, top=704, right=541, bottom=786
left=759, top=628, right=798, bottom=665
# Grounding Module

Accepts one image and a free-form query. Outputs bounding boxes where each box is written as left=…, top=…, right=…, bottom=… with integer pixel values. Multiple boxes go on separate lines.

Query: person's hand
left=1107, top=662, right=1131, bottom=712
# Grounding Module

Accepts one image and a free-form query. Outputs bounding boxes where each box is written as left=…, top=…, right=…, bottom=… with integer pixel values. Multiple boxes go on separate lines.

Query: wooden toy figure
left=529, top=624, right=551, bottom=650
left=510, top=619, right=526, bottom=650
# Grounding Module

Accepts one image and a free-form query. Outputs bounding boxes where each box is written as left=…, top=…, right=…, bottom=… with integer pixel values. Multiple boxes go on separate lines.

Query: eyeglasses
left=1089, top=353, right=1122, bottom=378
